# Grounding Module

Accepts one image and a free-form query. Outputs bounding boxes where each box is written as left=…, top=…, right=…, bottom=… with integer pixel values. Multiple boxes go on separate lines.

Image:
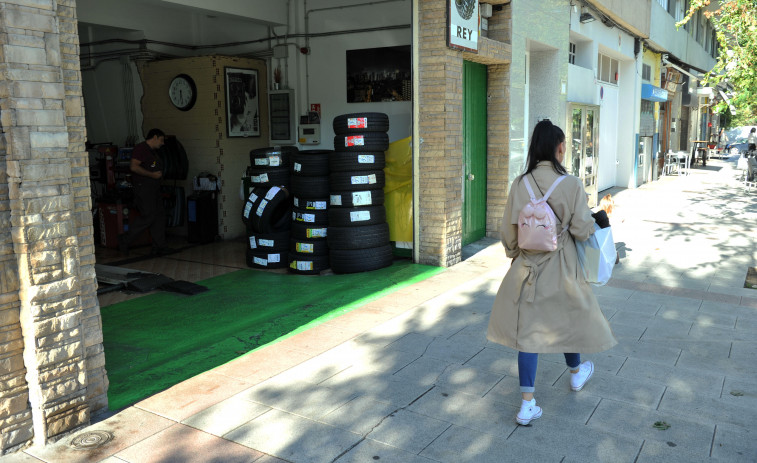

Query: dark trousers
left=125, top=182, right=165, bottom=248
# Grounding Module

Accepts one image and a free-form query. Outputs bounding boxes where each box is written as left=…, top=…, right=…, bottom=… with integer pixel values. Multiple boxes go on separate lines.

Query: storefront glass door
left=566, top=104, right=600, bottom=207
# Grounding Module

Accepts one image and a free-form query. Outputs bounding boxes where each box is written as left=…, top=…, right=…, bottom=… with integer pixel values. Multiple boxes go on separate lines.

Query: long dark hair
left=522, top=120, right=567, bottom=180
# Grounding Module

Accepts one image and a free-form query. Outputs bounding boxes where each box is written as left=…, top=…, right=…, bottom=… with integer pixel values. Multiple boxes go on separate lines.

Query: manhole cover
left=70, top=430, right=114, bottom=450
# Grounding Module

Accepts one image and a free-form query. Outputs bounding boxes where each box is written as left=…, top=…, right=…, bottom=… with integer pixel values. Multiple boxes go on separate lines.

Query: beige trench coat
left=486, top=161, right=617, bottom=354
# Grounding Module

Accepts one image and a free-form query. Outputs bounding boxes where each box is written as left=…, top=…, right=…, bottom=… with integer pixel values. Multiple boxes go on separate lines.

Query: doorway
left=566, top=103, right=600, bottom=207
left=462, top=60, right=487, bottom=246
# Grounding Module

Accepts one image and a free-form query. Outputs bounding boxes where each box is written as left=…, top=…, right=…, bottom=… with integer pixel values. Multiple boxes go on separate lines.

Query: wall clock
left=168, top=74, right=197, bottom=111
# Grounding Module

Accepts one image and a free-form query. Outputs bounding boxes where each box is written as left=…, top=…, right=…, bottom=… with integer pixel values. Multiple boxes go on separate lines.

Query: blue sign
left=641, top=83, right=668, bottom=102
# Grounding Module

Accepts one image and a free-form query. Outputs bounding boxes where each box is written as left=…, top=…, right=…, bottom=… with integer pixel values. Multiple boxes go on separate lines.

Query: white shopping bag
left=576, top=224, right=616, bottom=286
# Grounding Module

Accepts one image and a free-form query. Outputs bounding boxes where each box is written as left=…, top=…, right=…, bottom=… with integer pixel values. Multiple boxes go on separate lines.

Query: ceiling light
left=580, top=12, right=596, bottom=23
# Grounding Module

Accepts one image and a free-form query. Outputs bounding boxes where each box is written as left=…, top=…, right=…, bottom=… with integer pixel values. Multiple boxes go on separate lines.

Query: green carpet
left=102, top=260, right=444, bottom=411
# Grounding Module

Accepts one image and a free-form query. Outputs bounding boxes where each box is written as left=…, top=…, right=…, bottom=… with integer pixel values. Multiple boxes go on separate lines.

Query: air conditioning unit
left=480, top=3, right=493, bottom=18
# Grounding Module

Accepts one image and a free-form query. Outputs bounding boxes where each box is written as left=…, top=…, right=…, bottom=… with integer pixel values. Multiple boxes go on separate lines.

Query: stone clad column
left=0, top=0, right=107, bottom=452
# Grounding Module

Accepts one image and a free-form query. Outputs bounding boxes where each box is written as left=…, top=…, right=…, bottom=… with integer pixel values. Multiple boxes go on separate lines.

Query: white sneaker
left=570, top=361, right=594, bottom=391
left=515, top=399, right=542, bottom=425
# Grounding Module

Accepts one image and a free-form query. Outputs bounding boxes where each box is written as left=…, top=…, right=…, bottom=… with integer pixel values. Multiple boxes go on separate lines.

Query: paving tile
left=433, top=364, right=504, bottom=396
left=236, top=378, right=356, bottom=420
left=587, top=399, right=716, bottom=456
left=635, top=440, right=713, bottom=463
left=463, top=347, right=518, bottom=376
left=605, top=340, right=681, bottom=367
left=336, top=438, right=437, bottom=463
left=659, top=384, right=757, bottom=430
left=658, top=306, right=737, bottom=327
left=609, top=299, right=663, bottom=315
left=318, top=396, right=398, bottom=435
left=556, top=368, right=665, bottom=409
left=689, top=324, right=754, bottom=342
left=419, top=425, right=563, bottom=463
left=720, top=377, right=757, bottom=408
left=135, top=371, right=252, bottom=422
left=408, top=387, right=519, bottom=436
left=509, top=410, right=643, bottom=462
left=0, top=453, right=46, bottom=462
left=114, top=423, right=263, bottom=463
left=677, top=350, right=757, bottom=381
left=384, top=332, right=436, bottom=355
left=593, top=285, right=635, bottom=300
left=181, top=395, right=271, bottom=436
left=608, top=310, right=656, bottom=327
left=392, top=356, right=453, bottom=386
left=319, top=367, right=434, bottom=408
left=224, top=409, right=362, bottom=463
left=485, top=360, right=568, bottom=397
left=422, top=336, right=486, bottom=364
left=25, top=407, right=174, bottom=463
left=211, top=344, right=314, bottom=384
left=323, top=339, right=419, bottom=374
left=640, top=319, right=693, bottom=341
left=278, top=323, right=358, bottom=355
left=711, top=422, right=757, bottom=463
left=699, top=300, right=755, bottom=318
left=365, top=409, right=450, bottom=454
left=253, top=456, right=292, bottom=463
left=617, top=357, right=724, bottom=399
left=609, top=321, right=646, bottom=342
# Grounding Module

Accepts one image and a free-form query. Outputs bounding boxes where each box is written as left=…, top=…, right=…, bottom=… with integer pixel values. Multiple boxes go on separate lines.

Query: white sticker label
left=347, top=117, right=367, bottom=129
left=330, top=195, right=343, bottom=206
left=254, top=257, right=267, bottom=266
left=259, top=239, right=274, bottom=247
left=254, top=158, right=267, bottom=166
left=265, top=186, right=280, bottom=200
left=350, top=210, right=371, bottom=222
left=256, top=199, right=268, bottom=216
left=243, top=202, right=253, bottom=218
left=307, top=228, right=327, bottom=238
left=302, top=213, right=315, bottom=223
left=297, top=242, right=314, bottom=253
left=268, top=253, right=280, bottom=263
left=345, top=135, right=365, bottom=147
left=307, top=200, right=327, bottom=210
left=269, top=156, right=281, bottom=167
left=248, top=236, right=256, bottom=248
left=294, top=162, right=302, bottom=172
left=247, top=192, right=259, bottom=203
left=297, top=261, right=314, bottom=271
left=358, top=154, right=375, bottom=164
left=351, top=175, right=368, bottom=185
left=352, top=191, right=372, bottom=206
left=252, top=173, right=269, bottom=183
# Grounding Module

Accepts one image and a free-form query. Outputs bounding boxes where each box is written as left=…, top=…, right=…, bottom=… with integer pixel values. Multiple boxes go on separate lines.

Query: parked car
left=725, top=138, right=749, bottom=156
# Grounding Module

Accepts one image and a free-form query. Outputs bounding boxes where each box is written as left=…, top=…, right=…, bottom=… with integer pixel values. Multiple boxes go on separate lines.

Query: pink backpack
left=517, top=175, right=567, bottom=252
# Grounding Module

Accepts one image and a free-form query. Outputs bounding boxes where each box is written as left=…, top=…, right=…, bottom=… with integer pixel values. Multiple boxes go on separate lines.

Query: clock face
left=168, top=74, right=197, bottom=111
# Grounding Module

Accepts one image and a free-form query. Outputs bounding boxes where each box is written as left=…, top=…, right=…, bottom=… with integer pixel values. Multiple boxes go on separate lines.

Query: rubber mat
left=101, top=260, right=443, bottom=411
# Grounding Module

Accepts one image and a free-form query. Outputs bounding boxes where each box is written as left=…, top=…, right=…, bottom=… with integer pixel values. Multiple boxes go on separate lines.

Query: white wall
left=648, top=1, right=716, bottom=72
left=510, top=0, right=570, bottom=184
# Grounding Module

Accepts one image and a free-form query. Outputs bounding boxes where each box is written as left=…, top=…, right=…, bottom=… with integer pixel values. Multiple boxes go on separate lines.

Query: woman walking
left=487, top=120, right=617, bottom=426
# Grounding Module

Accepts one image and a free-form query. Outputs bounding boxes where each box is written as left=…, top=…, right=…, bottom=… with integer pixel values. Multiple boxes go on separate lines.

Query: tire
left=293, top=197, right=328, bottom=210
left=156, top=136, right=189, bottom=180
left=288, top=252, right=330, bottom=275
left=250, top=146, right=298, bottom=168
left=329, top=170, right=385, bottom=191
left=291, top=150, right=332, bottom=176
left=333, top=113, right=389, bottom=134
left=290, top=221, right=328, bottom=240
left=330, top=245, right=393, bottom=274
left=289, top=238, right=329, bottom=255
left=246, top=249, right=288, bottom=269
left=291, top=175, right=330, bottom=198
left=248, top=230, right=290, bottom=252
left=247, top=167, right=290, bottom=188
left=250, top=186, right=291, bottom=233
left=329, top=190, right=384, bottom=208
left=327, top=206, right=386, bottom=227
left=292, top=207, right=329, bottom=226
left=241, top=187, right=266, bottom=226
left=329, top=151, right=386, bottom=172
left=333, top=132, right=389, bottom=152
left=327, top=223, right=390, bottom=250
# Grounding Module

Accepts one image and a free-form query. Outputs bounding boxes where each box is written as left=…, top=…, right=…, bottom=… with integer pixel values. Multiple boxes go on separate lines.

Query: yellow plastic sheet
left=384, top=137, right=413, bottom=242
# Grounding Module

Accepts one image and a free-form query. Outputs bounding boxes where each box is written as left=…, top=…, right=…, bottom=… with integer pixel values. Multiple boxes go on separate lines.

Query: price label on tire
left=345, top=135, right=365, bottom=147
left=352, top=191, right=372, bottom=206
left=347, top=117, right=368, bottom=128
left=247, top=192, right=259, bottom=203
left=254, top=257, right=267, bottom=266
left=350, top=210, right=371, bottom=222
left=248, top=236, right=256, bottom=248
left=243, top=202, right=253, bottom=218
left=296, top=242, right=314, bottom=253
left=254, top=158, right=268, bottom=166
left=269, top=155, right=281, bottom=167
left=268, top=253, right=280, bottom=263
left=259, top=239, right=274, bottom=247
left=357, top=154, right=375, bottom=164
left=307, top=228, right=327, bottom=238
left=330, top=195, right=342, bottom=206
left=294, top=162, right=302, bottom=172
left=256, top=199, right=268, bottom=216
left=265, top=187, right=280, bottom=200
left=350, top=174, right=376, bottom=185
left=297, top=261, right=314, bottom=271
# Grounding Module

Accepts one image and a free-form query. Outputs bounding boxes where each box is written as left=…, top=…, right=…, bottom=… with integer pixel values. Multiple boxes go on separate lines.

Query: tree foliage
left=678, top=0, right=757, bottom=126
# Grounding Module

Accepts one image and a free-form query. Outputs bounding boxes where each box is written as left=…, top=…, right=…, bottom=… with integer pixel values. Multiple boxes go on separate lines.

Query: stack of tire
left=288, top=150, right=332, bottom=275
left=328, top=113, right=393, bottom=273
left=243, top=147, right=296, bottom=270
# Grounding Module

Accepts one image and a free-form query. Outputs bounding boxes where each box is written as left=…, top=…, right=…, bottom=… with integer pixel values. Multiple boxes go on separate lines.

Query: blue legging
left=519, top=352, right=580, bottom=393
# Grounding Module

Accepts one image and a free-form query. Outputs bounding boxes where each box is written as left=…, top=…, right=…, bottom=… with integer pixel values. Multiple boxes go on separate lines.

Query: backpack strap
left=541, top=175, right=567, bottom=201
left=522, top=176, right=538, bottom=201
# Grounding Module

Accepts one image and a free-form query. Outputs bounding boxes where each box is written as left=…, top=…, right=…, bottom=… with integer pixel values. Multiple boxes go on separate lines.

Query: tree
left=678, top=0, right=757, bottom=126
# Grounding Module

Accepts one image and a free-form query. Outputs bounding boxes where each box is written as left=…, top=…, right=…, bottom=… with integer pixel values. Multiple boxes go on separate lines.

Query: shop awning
left=641, top=83, right=668, bottom=102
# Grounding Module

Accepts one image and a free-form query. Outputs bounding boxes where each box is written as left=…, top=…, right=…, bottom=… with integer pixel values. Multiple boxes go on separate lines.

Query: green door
left=462, top=60, right=487, bottom=246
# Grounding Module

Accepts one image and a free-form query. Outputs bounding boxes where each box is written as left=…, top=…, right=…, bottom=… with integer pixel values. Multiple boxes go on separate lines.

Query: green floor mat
left=102, top=260, right=444, bottom=411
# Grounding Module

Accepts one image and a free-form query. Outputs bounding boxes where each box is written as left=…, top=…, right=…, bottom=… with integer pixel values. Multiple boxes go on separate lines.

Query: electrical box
left=298, top=124, right=320, bottom=145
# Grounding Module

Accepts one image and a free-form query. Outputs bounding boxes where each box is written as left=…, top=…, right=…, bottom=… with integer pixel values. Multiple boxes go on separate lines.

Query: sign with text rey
left=448, top=0, right=479, bottom=52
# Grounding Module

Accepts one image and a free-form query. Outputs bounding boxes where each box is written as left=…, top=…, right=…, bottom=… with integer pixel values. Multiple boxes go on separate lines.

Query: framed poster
left=346, top=45, right=411, bottom=103
left=224, top=67, right=260, bottom=137
left=448, top=0, right=479, bottom=52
